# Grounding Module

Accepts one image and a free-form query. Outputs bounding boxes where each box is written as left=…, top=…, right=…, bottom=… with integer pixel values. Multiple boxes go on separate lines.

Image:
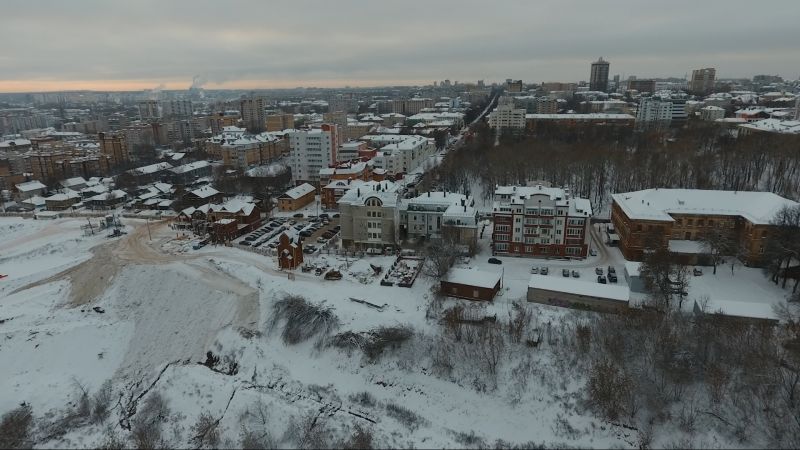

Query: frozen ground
left=0, top=215, right=793, bottom=448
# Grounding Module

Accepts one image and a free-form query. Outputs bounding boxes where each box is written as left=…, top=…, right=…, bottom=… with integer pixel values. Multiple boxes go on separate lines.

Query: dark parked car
left=597, top=275, right=607, bottom=284
left=300, top=230, right=312, bottom=237
left=540, top=267, right=549, bottom=275
left=488, top=257, right=502, bottom=265
left=595, top=267, right=604, bottom=275
left=608, top=266, right=616, bottom=274
left=571, top=270, right=580, bottom=278
left=332, top=213, right=340, bottom=218
left=240, top=241, right=251, bottom=246
left=562, top=269, right=570, bottom=277
left=293, top=213, right=304, bottom=218
left=608, top=274, right=618, bottom=283
left=693, top=268, right=703, bottom=276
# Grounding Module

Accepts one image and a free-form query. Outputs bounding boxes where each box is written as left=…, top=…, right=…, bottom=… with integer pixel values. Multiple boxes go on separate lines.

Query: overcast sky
left=1, top=0, right=798, bottom=92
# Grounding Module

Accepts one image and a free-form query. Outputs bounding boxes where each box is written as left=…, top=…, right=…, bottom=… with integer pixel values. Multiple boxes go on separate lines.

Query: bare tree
left=0, top=403, right=34, bottom=449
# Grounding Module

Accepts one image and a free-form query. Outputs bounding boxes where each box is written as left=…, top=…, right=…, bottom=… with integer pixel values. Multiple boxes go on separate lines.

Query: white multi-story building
left=700, top=105, right=725, bottom=121
left=636, top=97, right=673, bottom=129
left=370, top=135, right=435, bottom=175
left=488, top=102, right=527, bottom=130
left=289, top=124, right=338, bottom=185
left=338, top=180, right=401, bottom=250
left=400, top=191, right=479, bottom=246
left=492, top=185, right=592, bottom=258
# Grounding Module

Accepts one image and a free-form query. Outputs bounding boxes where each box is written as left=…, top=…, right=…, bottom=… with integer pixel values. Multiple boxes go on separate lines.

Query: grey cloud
left=1, top=0, right=798, bottom=89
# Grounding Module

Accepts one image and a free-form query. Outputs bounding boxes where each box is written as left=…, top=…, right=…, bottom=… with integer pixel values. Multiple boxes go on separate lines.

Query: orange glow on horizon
left=0, top=77, right=435, bottom=93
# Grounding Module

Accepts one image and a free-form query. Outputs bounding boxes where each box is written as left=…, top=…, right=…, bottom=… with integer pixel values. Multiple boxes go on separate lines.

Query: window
left=524, top=237, right=536, bottom=244
left=494, top=234, right=510, bottom=241
left=566, top=228, right=582, bottom=236
left=565, top=247, right=581, bottom=255
left=524, top=246, right=534, bottom=253
left=495, top=243, right=508, bottom=251
left=473, top=290, right=479, bottom=298
left=495, top=225, right=510, bottom=232
left=539, top=246, right=549, bottom=254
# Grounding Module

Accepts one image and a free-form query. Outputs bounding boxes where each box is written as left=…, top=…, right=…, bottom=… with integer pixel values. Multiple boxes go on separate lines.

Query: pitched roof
left=611, top=189, right=799, bottom=224
left=281, top=183, right=316, bottom=200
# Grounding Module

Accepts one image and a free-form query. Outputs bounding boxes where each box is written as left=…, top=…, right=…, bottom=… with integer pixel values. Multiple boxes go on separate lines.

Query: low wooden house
left=441, top=268, right=502, bottom=301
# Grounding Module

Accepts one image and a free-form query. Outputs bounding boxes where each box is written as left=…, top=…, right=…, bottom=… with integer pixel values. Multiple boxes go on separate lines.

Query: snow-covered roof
left=324, top=179, right=366, bottom=190
left=319, top=161, right=368, bottom=177
left=444, top=268, right=502, bottom=289
left=494, top=185, right=592, bottom=217
left=281, top=183, right=316, bottom=200
left=529, top=275, right=630, bottom=302
left=624, top=261, right=641, bottom=278
left=189, top=185, right=220, bottom=199
left=0, top=138, right=32, bottom=148
left=130, top=162, right=173, bottom=175
left=215, top=218, right=236, bottom=225
left=16, top=180, right=47, bottom=192
left=612, top=189, right=799, bottom=225
left=169, top=160, right=210, bottom=174
left=524, top=113, right=635, bottom=120
left=338, top=180, right=400, bottom=207
left=21, top=195, right=46, bottom=206
left=739, top=119, right=800, bottom=134
left=61, top=177, right=87, bottom=188
left=46, top=190, right=81, bottom=201
left=404, top=191, right=478, bottom=220
left=698, top=298, right=777, bottom=321
left=668, top=240, right=705, bottom=254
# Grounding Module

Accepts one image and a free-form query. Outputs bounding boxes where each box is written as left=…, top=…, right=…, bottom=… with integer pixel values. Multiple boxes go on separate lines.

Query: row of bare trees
left=423, top=121, right=800, bottom=216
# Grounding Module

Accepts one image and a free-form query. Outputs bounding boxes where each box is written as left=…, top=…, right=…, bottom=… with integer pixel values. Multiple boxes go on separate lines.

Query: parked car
left=562, top=269, right=570, bottom=277
left=540, top=267, right=549, bottom=275
left=693, top=268, right=703, bottom=276
left=293, top=213, right=304, bottom=218
left=488, top=257, right=502, bottom=265
left=608, top=274, right=618, bottom=283
left=332, top=213, right=340, bottom=218
left=608, top=266, right=616, bottom=274
left=595, top=267, right=604, bottom=275
left=317, top=237, right=327, bottom=243
left=589, top=248, right=597, bottom=256
left=597, top=275, right=607, bottom=284
left=319, top=213, right=330, bottom=219
left=530, top=267, right=539, bottom=274
left=571, top=270, right=580, bottom=278
left=299, top=231, right=312, bottom=237
left=322, top=232, right=334, bottom=239
left=303, top=245, right=316, bottom=254
left=240, top=241, right=251, bottom=246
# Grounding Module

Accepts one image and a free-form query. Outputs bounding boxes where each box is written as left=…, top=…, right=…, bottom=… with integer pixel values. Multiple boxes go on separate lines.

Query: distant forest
left=424, top=121, right=800, bottom=214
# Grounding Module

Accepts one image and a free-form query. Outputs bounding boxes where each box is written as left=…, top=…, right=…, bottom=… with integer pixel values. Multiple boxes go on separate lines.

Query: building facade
left=399, top=191, right=479, bottom=247
left=240, top=96, right=267, bottom=132
left=491, top=185, right=592, bottom=258
left=689, top=68, right=716, bottom=95
left=590, top=57, right=610, bottom=92
left=610, top=189, right=799, bottom=266
left=288, top=124, right=338, bottom=185
left=338, top=180, right=401, bottom=250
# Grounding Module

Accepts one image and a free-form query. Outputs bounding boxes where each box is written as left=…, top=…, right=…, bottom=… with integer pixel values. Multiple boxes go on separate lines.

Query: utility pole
left=146, top=217, right=152, bottom=241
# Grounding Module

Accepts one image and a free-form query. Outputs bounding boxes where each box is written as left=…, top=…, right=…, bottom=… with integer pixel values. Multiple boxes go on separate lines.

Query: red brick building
left=492, top=185, right=592, bottom=258
left=277, top=233, right=303, bottom=269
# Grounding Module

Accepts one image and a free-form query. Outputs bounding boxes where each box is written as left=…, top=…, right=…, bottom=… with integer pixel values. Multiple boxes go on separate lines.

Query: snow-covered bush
left=269, top=295, right=339, bottom=345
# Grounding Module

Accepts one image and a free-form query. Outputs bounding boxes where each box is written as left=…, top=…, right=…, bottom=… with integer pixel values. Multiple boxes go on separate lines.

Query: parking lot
left=235, top=212, right=341, bottom=255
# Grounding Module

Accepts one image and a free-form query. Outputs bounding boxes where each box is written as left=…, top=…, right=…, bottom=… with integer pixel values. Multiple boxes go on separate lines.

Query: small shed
left=441, top=268, right=502, bottom=301
left=624, top=261, right=647, bottom=294
left=527, top=275, right=630, bottom=313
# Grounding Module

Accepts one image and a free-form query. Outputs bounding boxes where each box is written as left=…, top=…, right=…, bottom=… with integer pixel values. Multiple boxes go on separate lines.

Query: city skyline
left=1, top=0, right=799, bottom=93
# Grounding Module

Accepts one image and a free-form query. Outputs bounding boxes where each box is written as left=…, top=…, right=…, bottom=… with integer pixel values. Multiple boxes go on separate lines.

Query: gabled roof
left=16, top=180, right=46, bottom=192
left=189, top=185, right=220, bottom=199
left=280, top=183, right=316, bottom=200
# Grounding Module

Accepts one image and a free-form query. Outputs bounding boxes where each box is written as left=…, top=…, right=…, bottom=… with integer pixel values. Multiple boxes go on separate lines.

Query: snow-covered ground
left=0, top=214, right=794, bottom=448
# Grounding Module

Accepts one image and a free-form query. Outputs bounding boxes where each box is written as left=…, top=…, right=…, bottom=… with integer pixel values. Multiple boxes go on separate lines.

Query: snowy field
left=0, top=215, right=794, bottom=448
